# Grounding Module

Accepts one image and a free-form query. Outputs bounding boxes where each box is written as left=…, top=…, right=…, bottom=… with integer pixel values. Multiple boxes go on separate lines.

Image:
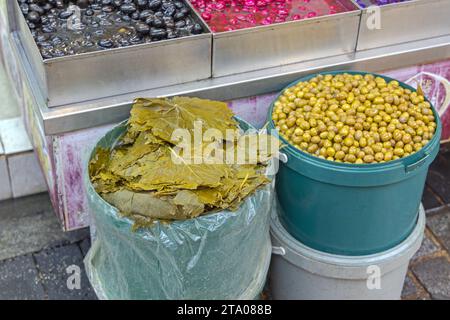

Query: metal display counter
left=1, top=1, right=449, bottom=230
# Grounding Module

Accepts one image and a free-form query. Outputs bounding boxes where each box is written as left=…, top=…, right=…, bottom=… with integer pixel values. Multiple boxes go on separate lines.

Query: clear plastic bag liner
left=83, top=120, right=273, bottom=299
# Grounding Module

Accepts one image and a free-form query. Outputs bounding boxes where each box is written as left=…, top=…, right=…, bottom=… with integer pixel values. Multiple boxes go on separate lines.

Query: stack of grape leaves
left=89, top=97, right=276, bottom=229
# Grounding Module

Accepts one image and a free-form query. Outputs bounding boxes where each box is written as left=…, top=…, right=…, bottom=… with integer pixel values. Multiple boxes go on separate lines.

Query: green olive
left=272, top=73, right=436, bottom=164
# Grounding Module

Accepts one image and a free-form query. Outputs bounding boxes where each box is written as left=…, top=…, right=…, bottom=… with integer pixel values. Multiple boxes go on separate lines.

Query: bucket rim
left=85, top=115, right=266, bottom=234
left=267, top=70, right=442, bottom=171
left=270, top=204, right=425, bottom=279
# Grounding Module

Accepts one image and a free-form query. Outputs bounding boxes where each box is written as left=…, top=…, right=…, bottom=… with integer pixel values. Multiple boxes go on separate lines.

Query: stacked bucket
left=268, top=72, right=442, bottom=300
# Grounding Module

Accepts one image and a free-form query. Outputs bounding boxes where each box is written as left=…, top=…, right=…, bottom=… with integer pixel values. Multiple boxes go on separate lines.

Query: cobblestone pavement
left=400, top=149, right=450, bottom=300
left=0, top=193, right=96, bottom=300
left=1, top=151, right=450, bottom=300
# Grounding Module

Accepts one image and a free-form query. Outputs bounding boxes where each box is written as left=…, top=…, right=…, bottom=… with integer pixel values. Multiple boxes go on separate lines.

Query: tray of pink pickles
left=189, top=0, right=354, bottom=32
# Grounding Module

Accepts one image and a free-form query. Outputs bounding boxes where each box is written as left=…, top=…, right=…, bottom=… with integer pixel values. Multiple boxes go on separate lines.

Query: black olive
left=139, top=10, right=153, bottom=20
left=29, top=4, right=45, bottom=15
left=167, top=29, right=178, bottom=39
left=21, top=0, right=200, bottom=57
left=27, top=11, right=42, bottom=24
left=98, top=38, right=114, bottom=48
left=99, top=18, right=113, bottom=26
left=51, top=36, right=64, bottom=46
left=36, top=34, right=49, bottom=42
left=131, top=11, right=140, bottom=20
left=112, top=0, right=123, bottom=7
left=134, top=22, right=150, bottom=35
left=148, top=0, right=162, bottom=10
left=41, top=49, right=53, bottom=59
left=175, top=19, right=186, bottom=28
left=191, top=23, right=203, bottom=34
left=52, top=49, right=65, bottom=57
left=135, top=0, right=147, bottom=9
left=55, top=0, right=65, bottom=9
left=118, top=39, right=130, bottom=46
left=163, top=5, right=176, bottom=17
left=102, top=5, right=114, bottom=13
left=27, top=22, right=36, bottom=29
left=120, top=3, right=137, bottom=14
left=144, top=16, right=154, bottom=25
left=42, top=3, right=53, bottom=12
left=94, top=29, right=105, bottom=36
left=59, top=10, right=73, bottom=19
left=152, top=17, right=164, bottom=28
left=76, top=0, right=90, bottom=8
left=38, top=41, right=53, bottom=48
left=150, top=27, right=166, bottom=39
left=173, top=10, right=186, bottom=21
left=81, top=40, right=95, bottom=47
left=174, top=1, right=184, bottom=9
left=35, top=0, right=48, bottom=6
left=20, top=4, right=29, bottom=15
left=42, top=25, right=57, bottom=33
left=129, top=35, right=143, bottom=44
left=163, top=16, right=174, bottom=27
left=40, top=15, right=49, bottom=24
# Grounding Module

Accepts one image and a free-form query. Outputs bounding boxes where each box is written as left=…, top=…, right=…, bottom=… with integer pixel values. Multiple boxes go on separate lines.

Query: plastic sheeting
left=84, top=120, right=274, bottom=300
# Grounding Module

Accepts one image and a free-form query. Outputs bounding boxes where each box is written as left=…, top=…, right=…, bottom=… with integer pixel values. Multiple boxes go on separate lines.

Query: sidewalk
left=0, top=193, right=96, bottom=299
left=0, top=150, right=450, bottom=300
left=0, top=64, right=20, bottom=120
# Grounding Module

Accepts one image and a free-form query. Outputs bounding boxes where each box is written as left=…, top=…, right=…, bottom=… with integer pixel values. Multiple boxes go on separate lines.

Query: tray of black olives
left=9, top=0, right=213, bottom=107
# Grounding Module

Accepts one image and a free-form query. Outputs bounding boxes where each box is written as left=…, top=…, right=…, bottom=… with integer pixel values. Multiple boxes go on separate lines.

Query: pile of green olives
left=272, top=73, right=437, bottom=164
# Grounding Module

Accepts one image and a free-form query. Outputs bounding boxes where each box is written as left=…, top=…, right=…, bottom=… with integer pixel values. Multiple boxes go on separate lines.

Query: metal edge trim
left=35, top=35, right=450, bottom=135
left=212, top=9, right=361, bottom=39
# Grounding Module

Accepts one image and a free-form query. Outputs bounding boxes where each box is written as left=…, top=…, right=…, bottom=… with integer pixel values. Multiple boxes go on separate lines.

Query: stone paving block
left=33, top=243, right=97, bottom=300
left=8, top=152, right=47, bottom=198
left=426, top=205, right=450, bottom=217
left=427, top=207, right=450, bottom=252
left=426, top=154, right=450, bottom=204
left=0, top=193, right=89, bottom=261
left=412, top=230, right=441, bottom=261
left=0, top=155, right=12, bottom=201
left=422, top=186, right=443, bottom=210
left=78, top=237, right=91, bottom=257
left=412, top=257, right=450, bottom=300
left=0, top=65, right=20, bottom=120
left=402, top=273, right=419, bottom=298
left=0, top=254, right=45, bottom=300
left=0, top=118, right=32, bottom=155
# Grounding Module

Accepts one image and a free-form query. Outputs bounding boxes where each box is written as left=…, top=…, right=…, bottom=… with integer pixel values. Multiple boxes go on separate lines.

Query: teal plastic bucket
left=268, top=71, right=442, bottom=256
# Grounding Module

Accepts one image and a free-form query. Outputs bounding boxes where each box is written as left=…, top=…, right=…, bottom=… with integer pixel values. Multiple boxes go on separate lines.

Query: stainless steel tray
left=211, top=1, right=361, bottom=77
left=29, top=34, right=449, bottom=135
left=356, top=0, right=450, bottom=51
left=9, top=0, right=213, bottom=107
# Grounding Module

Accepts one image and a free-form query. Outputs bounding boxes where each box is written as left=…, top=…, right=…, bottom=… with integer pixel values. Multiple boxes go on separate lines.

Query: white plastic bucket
left=269, top=204, right=425, bottom=300
left=240, top=244, right=272, bottom=300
